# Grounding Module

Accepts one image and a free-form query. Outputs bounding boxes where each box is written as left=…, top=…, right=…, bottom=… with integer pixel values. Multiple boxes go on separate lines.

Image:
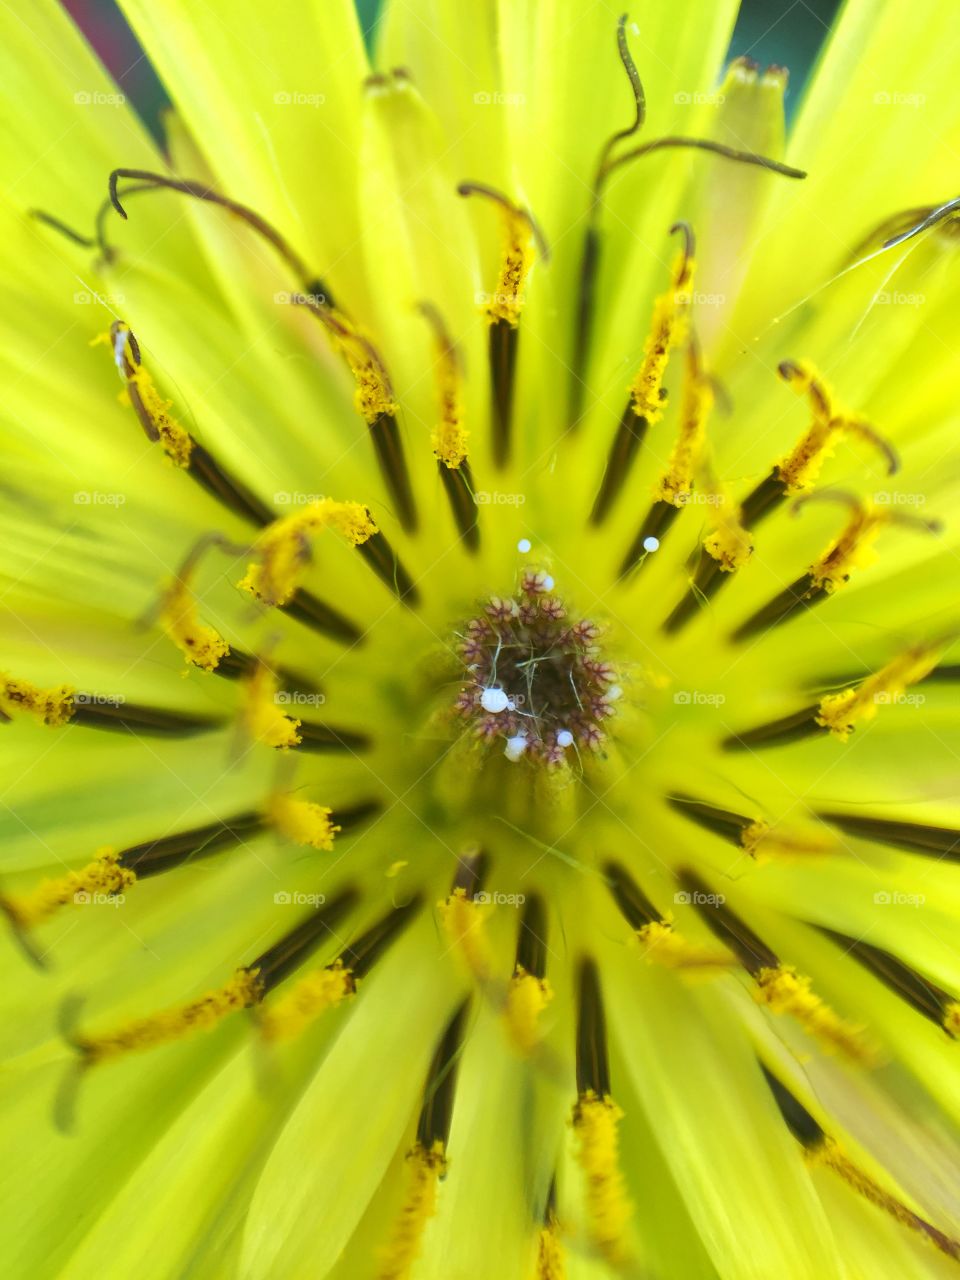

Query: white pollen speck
left=606, top=684, right=623, bottom=702
left=504, top=733, right=528, bottom=762
left=480, top=687, right=510, bottom=714
left=643, top=536, right=660, bottom=553
left=517, top=538, right=532, bottom=553
left=543, top=575, right=555, bottom=590
left=556, top=729, right=574, bottom=748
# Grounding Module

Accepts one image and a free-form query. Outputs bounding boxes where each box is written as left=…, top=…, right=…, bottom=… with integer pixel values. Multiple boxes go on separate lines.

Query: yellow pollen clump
left=628, top=248, right=695, bottom=423
left=437, top=887, right=492, bottom=982
left=239, top=498, right=377, bottom=607
left=158, top=577, right=230, bottom=673
left=755, top=966, right=875, bottom=1064
left=655, top=348, right=714, bottom=506
left=1, top=848, right=134, bottom=929
left=534, top=1220, right=567, bottom=1279
left=776, top=360, right=888, bottom=495
left=376, top=1140, right=446, bottom=1280
left=78, top=968, right=262, bottom=1064
left=243, top=664, right=301, bottom=750
left=328, top=315, right=398, bottom=423
left=809, top=504, right=886, bottom=593
left=426, top=329, right=468, bottom=468
left=816, top=643, right=943, bottom=740
left=504, top=967, right=553, bottom=1054
left=267, top=792, right=339, bottom=850
left=257, top=961, right=355, bottom=1042
left=484, top=207, right=536, bottom=327
left=0, top=674, right=75, bottom=726
left=94, top=327, right=193, bottom=467
left=636, top=920, right=733, bottom=971
left=572, top=1091, right=632, bottom=1266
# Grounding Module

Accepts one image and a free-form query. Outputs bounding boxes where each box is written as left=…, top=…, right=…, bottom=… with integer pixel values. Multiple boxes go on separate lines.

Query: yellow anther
left=755, top=965, right=875, bottom=1064
left=95, top=323, right=194, bottom=467
left=157, top=576, right=229, bottom=673
left=460, top=182, right=545, bottom=327
left=77, top=968, right=262, bottom=1064
left=655, top=342, right=715, bottom=506
left=635, top=919, right=733, bottom=970
left=816, top=642, right=944, bottom=740
left=504, top=966, right=553, bottom=1053
left=776, top=360, right=895, bottom=494
left=808, top=502, right=887, bottom=592
left=703, top=501, right=754, bottom=570
left=238, top=498, right=376, bottom=608
left=437, top=887, right=492, bottom=982
left=243, top=663, right=301, bottom=750
left=809, top=1137, right=960, bottom=1262
left=376, top=1140, right=446, bottom=1280
left=1, top=848, right=134, bottom=930
left=419, top=302, right=469, bottom=468
left=628, top=234, right=696, bottom=423
left=534, top=1219, right=567, bottom=1279
left=267, top=792, right=339, bottom=851
left=257, top=961, right=354, bottom=1042
left=571, top=1091, right=632, bottom=1267
left=0, top=674, right=75, bottom=726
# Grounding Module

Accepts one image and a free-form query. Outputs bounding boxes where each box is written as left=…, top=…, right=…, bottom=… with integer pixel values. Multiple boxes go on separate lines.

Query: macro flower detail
left=3, top=2, right=960, bottom=1279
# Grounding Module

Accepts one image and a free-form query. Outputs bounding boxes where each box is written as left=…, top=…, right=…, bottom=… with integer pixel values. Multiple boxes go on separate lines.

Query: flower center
left=455, top=571, right=620, bottom=766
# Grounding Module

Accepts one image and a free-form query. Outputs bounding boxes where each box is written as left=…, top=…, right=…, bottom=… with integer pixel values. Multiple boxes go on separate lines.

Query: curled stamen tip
left=777, top=359, right=803, bottom=382
left=669, top=220, right=696, bottom=263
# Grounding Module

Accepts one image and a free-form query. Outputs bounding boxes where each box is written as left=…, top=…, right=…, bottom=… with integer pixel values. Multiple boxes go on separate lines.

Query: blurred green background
left=63, top=0, right=845, bottom=138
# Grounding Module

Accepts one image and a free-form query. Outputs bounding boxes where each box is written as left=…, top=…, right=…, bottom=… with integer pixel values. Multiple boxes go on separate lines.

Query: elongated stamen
left=881, top=193, right=960, bottom=250
left=678, top=871, right=872, bottom=1061
left=107, top=169, right=323, bottom=293
left=1, top=674, right=74, bottom=726
left=238, top=498, right=377, bottom=607
left=93, top=321, right=194, bottom=467
left=377, top=1000, right=471, bottom=1280
left=664, top=360, right=897, bottom=633
left=667, top=794, right=765, bottom=849
left=573, top=958, right=632, bottom=1266
left=155, top=552, right=231, bottom=674
left=592, top=224, right=695, bottom=526
left=817, top=812, right=960, bottom=861
left=818, top=926, right=960, bottom=1037
left=292, top=295, right=418, bottom=533
left=356, top=530, right=421, bottom=605
left=605, top=859, right=732, bottom=969
left=459, top=182, right=548, bottom=467
left=731, top=493, right=941, bottom=643
left=0, top=672, right=224, bottom=737
left=568, top=13, right=645, bottom=428
left=32, top=181, right=158, bottom=262
left=418, top=301, right=478, bottom=551
left=506, top=895, right=553, bottom=1053
left=1, top=848, right=135, bottom=934
left=258, top=895, right=426, bottom=1042
left=439, top=885, right=493, bottom=984
left=119, top=810, right=265, bottom=878
left=762, top=1067, right=960, bottom=1261
left=292, top=720, right=372, bottom=754
left=65, top=888, right=357, bottom=1070
left=723, top=704, right=828, bottom=752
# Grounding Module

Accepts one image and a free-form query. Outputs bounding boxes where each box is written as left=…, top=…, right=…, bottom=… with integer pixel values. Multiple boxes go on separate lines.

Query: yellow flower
left=2, top=2, right=960, bottom=1278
